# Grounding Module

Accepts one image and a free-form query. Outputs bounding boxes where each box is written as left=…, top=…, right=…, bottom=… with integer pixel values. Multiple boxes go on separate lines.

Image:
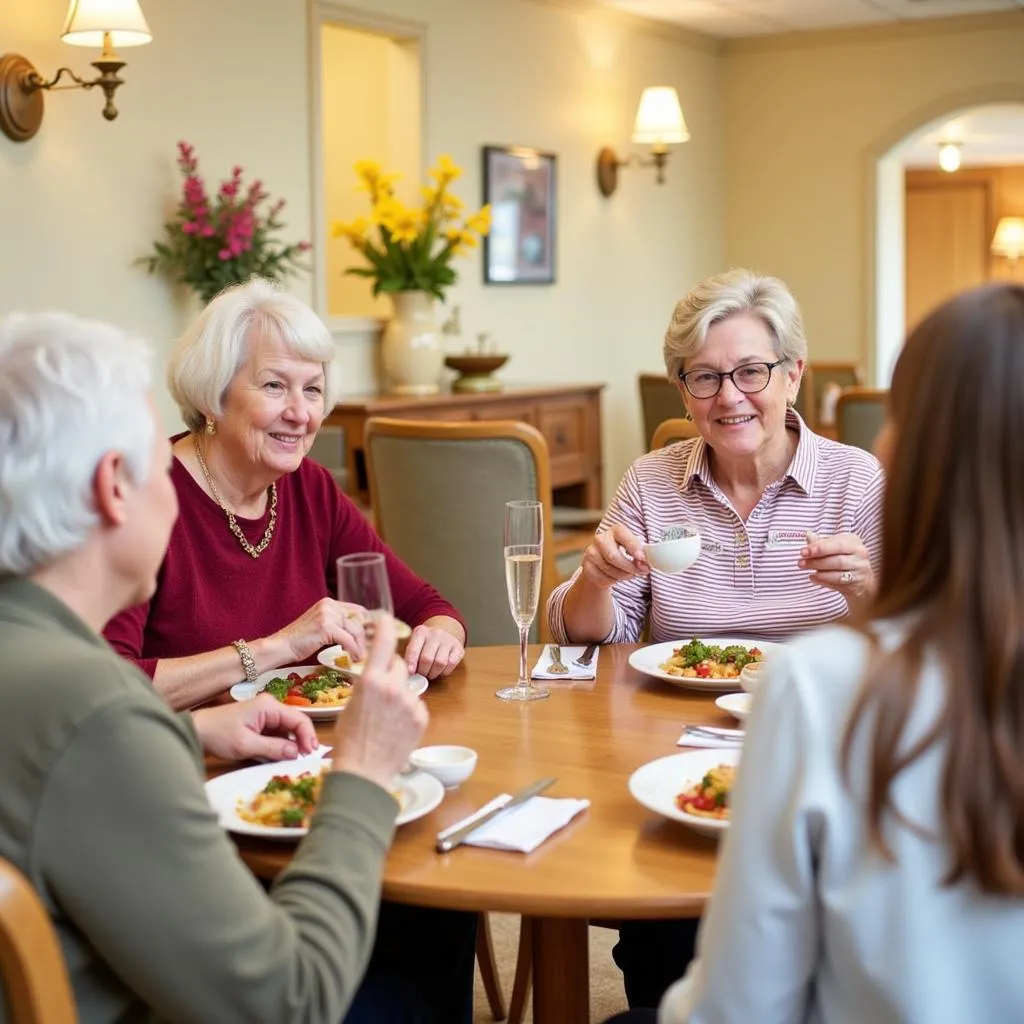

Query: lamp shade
left=631, top=86, right=690, bottom=147
left=992, top=216, right=1024, bottom=260
left=938, top=142, right=961, bottom=173
left=61, top=0, right=152, bottom=48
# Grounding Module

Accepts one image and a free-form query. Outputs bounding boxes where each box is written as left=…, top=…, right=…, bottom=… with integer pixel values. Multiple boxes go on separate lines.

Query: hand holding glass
left=336, top=552, right=394, bottom=629
left=497, top=500, right=549, bottom=702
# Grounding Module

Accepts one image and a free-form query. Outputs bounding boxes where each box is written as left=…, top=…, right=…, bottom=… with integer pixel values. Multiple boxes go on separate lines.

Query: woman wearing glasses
left=548, top=267, right=882, bottom=650
left=546, top=268, right=884, bottom=1011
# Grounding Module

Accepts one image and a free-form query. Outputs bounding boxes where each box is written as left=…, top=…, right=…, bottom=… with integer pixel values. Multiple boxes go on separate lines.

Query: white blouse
left=660, top=623, right=1024, bottom=1024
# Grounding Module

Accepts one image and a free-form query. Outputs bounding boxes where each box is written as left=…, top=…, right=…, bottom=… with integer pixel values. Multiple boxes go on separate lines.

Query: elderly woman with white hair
left=104, top=277, right=466, bottom=712
left=547, top=268, right=885, bottom=1010
left=0, top=310, right=438, bottom=1022
left=101, top=278, right=476, bottom=1023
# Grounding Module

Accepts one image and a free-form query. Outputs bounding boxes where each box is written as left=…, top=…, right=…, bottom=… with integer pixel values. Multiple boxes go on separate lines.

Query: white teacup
left=643, top=524, right=701, bottom=573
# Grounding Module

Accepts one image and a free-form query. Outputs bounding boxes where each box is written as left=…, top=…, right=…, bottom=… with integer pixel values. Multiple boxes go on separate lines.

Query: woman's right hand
left=579, top=523, right=650, bottom=590
left=330, top=615, right=428, bottom=791
left=267, top=598, right=368, bottom=665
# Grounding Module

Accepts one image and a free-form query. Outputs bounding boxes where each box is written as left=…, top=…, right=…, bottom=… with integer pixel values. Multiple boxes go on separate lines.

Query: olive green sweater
left=0, top=577, right=398, bottom=1024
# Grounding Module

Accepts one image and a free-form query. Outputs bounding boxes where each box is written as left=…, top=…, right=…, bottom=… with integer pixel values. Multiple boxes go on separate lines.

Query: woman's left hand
left=192, top=696, right=320, bottom=763
left=405, top=624, right=465, bottom=679
left=799, top=532, right=876, bottom=610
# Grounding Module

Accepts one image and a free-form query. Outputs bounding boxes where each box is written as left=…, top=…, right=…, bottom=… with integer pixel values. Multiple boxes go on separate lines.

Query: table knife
left=435, top=776, right=557, bottom=853
left=573, top=643, right=599, bottom=668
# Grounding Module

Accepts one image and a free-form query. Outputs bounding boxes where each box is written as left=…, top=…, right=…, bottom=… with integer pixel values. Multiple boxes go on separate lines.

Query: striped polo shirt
left=547, top=411, right=884, bottom=644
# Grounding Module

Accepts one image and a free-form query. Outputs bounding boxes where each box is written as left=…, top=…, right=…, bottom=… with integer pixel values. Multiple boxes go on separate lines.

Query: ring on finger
left=839, top=570, right=855, bottom=585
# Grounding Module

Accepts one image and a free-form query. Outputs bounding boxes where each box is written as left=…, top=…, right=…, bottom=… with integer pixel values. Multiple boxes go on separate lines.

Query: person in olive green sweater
left=0, top=311, right=432, bottom=1024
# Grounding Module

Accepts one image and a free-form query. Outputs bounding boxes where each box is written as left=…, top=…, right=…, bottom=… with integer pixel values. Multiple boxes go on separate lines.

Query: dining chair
left=364, top=417, right=564, bottom=646
left=807, top=361, right=864, bottom=433
left=650, top=417, right=700, bottom=451
left=638, top=373, right=687, bottom=451
left=0, top=858, right=77, bottom=1024
left=835, top=387, right=888, bottom=453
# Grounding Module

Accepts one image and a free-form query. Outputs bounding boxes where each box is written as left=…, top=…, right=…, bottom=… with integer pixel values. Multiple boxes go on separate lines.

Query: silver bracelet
left=231, top=639, right=258, bottom=682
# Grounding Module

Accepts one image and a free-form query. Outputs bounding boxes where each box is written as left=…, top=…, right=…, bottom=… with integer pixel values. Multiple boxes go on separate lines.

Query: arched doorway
left=869, top=90, right=1024, bottom=385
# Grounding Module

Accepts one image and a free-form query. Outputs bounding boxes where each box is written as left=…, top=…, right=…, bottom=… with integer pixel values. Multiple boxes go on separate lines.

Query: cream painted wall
left=721, top=14, right=1024, bottom=377
left=0, top=0, right=313, bottom=436
left=1, top=0, right=721, bottom=497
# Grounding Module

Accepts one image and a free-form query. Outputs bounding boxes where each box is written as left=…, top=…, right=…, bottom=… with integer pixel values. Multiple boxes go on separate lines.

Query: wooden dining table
left=211, top=643, right=737, bottom=1023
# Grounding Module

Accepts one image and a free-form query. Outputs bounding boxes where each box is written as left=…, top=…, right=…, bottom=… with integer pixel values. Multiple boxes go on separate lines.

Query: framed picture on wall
left=482, top=145, right=556, bottom=284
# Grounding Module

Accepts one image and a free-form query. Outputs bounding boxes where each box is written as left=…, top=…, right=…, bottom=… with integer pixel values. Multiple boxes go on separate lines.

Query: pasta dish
left=658, top=638, right=763, bottom=679
left=676, top=764, right=735, bottom=820
left=264, top=668, right=353, bottom=707
left=238, top=768, right=325, bottom=828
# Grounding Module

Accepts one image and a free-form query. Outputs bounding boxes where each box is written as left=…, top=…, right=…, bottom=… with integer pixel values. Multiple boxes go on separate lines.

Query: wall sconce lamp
left=992, top=216, right=1024, bottom=269
left=0, top=0, right=152, bottom=143
left=937, top=141, right=962, bottom=173
left=596, top=86, right=689, bottom=197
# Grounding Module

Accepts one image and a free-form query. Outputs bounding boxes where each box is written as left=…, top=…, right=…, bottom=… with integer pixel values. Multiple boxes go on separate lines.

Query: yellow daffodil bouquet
left=332, top=155, right=491, bottom=302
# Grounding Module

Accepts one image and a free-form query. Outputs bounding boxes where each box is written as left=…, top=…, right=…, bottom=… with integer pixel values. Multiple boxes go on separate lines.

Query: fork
left=546, top=645, right=570, bottom=674
left=573, top=643, right=598, bottom=669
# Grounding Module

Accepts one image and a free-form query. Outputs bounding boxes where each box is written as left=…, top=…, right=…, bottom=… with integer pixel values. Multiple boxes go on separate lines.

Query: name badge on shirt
left=765, top=528, right=809, bottom=550
left=700, top=538, right=724, bottom=554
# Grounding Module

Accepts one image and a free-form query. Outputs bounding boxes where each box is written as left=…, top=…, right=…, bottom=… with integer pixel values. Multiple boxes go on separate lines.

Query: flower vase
left=382, top=290, right=443, bottom=395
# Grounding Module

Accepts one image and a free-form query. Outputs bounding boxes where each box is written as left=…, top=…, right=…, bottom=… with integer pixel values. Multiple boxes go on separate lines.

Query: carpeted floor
left=472, top=913, right=628, bottom=1023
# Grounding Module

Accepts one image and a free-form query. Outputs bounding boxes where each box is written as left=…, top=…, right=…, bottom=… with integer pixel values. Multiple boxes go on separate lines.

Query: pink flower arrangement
left=141, top=142, right=310, bottom=304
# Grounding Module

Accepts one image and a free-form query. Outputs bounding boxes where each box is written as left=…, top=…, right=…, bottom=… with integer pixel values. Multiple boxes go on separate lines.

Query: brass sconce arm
left=596, top=145, right=672, bottom=197
left=20, top=60, right=125, bottom=121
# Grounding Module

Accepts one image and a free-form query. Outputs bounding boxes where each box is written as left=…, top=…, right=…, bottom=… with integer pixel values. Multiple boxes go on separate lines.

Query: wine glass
left=336, top=552, right=394, bottom=645
left=496, top=500, right=549, bottom=702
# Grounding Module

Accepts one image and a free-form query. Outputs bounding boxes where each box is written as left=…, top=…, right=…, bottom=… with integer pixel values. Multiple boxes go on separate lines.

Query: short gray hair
left=169, top=278, right=338, bottom=432
left=0, top=313, right=155, bottom=575
left=663, top=268, right=808, bottom=381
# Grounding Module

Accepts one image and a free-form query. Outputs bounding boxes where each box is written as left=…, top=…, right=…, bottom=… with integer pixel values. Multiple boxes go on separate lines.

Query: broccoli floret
left=263, top=677, right=289, bottom=701
left=280, top=808, right=305, bottom=828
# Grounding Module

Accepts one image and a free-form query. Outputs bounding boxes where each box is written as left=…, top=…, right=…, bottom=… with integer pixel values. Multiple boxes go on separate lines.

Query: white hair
left=169, top=277, right=339, bottom=432
left=663, top=268, right=808, bottom=381
left=0, top=312, right=155, bottom=575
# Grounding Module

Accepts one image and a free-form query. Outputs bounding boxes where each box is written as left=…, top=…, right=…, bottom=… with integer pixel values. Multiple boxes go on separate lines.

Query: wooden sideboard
left=325, top=384, right=604, bottom=510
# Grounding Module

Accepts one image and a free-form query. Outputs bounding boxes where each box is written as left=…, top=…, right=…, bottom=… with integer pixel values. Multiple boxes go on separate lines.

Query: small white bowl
left=715, top=692, right=752, bottom=722
left=739, top=661, right=766, bottom=696
left=643, top=527, right=701, bottom=573
left=409, top=745, right=478, bottom=790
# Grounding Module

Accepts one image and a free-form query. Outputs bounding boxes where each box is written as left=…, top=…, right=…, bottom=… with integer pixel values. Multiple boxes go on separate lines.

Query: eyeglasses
left=678, top=359, right=786, bottom=399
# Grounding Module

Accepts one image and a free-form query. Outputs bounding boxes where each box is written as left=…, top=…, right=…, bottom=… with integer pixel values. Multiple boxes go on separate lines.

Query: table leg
left=531, top=916, right=589, bottom=1024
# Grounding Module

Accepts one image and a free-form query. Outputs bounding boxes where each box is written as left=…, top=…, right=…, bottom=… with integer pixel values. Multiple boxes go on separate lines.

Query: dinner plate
left=231, top=664, right=428, bottom=717
left=628, top=748, right=740, bottom=838
left=715, top=692, right=752, bottom=722
left=205, top=757, right=445, bottom=839
left=627, top=637, right=783, bottom=693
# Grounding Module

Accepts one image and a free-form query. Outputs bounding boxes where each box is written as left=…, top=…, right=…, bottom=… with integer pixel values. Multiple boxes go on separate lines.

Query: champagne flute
left=496, top=500, right=549, bottom=702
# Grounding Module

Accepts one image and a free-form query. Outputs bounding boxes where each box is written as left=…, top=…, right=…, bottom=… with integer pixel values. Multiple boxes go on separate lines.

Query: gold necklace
left=193, top=433, right=278, bottom=559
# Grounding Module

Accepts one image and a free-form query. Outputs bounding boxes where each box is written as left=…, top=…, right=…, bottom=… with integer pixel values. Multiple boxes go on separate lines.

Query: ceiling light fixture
left=938, top=141, right=961, bottom=173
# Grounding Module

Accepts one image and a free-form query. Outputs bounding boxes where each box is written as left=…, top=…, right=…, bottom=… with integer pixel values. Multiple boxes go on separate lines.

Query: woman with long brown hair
left=658, top=282, right=1024, bottom=1023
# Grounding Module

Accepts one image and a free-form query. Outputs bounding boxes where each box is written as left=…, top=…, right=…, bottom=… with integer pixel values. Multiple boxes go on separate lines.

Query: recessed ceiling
left=596, top=0, right=1024, bottom=39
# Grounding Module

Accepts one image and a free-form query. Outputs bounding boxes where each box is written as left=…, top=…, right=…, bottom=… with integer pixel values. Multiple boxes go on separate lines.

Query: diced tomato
left=749, top=647, right=762, bottom=657
left=695, top=664, right=711, bottom=678
left=283, top=695, right=312, bottom=706
left=287, top=672, right=302, bottom=682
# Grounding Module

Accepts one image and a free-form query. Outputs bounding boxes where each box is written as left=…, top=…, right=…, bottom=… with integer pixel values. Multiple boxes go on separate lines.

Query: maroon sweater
left=104, top=453, right=462, bottom=677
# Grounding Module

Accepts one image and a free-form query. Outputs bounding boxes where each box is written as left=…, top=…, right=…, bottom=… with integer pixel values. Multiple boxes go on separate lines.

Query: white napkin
left=676, top=728, right=744, bottom=749
left=464, top=794, right=590, bottom=853
left=531, top=644, right=600, bottom=680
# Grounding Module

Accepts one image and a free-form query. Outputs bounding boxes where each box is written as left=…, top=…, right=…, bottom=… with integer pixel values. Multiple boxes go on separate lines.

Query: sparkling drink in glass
left=496, top=500, right=549, bottom=702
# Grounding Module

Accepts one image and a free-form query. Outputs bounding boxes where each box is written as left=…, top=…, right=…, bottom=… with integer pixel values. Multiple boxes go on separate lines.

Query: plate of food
left=205, top=757, right=445, bottom=839
left=231, top=664, right=427, bottom=717
left=627, top=636, right=781, bottom=692
left=628, top=749, right=740, bottom=838
left=715, top=692, right=752, bottom=722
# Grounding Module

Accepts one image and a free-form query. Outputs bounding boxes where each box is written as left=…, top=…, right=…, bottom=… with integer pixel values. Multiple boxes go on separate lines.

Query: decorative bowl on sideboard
left=443, top=354, right=509, bottom=393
